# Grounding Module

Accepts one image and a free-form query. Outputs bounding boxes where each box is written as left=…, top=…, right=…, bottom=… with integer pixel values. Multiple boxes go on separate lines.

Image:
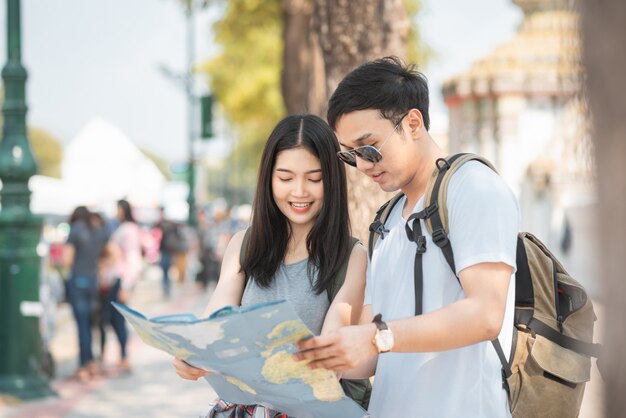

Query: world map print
left=113, top=300, right=368, bottom=418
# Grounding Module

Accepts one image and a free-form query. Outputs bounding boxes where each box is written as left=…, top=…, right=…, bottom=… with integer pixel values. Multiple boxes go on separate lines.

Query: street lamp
left=160, top=2, right=203, bottom=228
left=184, top=3, right=197, bottom=228
left=161, top=1, right=216, bottom=226
left=0, top=0, right=55, bottom=399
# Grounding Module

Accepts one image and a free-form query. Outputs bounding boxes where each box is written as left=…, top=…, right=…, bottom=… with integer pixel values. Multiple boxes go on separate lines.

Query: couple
left=175, top=57, right=519, bottom=418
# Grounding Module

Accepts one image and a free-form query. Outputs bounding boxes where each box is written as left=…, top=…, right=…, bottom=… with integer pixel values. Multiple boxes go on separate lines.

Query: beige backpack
left=368, top=153, right=602, bottom=417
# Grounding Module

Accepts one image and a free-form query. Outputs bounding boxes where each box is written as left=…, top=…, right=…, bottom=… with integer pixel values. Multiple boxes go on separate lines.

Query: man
left=296, top=57, right=519, bottom=417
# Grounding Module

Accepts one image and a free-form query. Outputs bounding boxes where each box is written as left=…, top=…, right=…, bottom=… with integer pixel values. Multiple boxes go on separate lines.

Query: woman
left=106, top=199, right=143, bottom=373
left=173, top=114, right=368, bottom=417
left=65, top=206, right=109, bottom=381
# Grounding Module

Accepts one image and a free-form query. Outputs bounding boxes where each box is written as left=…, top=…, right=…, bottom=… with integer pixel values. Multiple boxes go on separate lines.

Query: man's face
left=335, top=109, right=412, bottom=193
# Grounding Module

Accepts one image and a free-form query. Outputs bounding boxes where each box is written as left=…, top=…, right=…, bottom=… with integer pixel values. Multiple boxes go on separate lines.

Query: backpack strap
left=368, top=192, right=404, bottom=260
left=400, top=154, right=495, bottom=316
left=526, top=317, right=603, bottom=358
left=407, top=154, right=514, bottom=377
left=327, top=237, right=360, bottom=303
left=240, top=228, right=251, bottom=288
left=423, top=153, right=497, bottom=274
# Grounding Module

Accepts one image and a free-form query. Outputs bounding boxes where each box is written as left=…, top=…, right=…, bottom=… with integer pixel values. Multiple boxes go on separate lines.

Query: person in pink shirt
left=107, top=199, right=144, bottom=373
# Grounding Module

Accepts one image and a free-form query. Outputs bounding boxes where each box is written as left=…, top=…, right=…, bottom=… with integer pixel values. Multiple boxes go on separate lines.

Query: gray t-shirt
left=67, top=220, right=109, bottom=279
left=241, top=259, right=330, bottom=335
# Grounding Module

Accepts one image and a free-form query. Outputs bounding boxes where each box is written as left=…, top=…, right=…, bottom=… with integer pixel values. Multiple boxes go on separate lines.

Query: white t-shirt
left=365, top=162, right=520, bottom=418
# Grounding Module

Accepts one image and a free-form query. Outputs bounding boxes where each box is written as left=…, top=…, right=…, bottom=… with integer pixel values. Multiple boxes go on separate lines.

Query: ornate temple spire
left=513, top=0, right=576, bottom=14
left=443, top=0, right=581, bottom=101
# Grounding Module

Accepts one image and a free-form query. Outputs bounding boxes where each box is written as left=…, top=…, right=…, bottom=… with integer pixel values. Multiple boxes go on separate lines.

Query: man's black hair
left=327, top=56, right=430, bottom=131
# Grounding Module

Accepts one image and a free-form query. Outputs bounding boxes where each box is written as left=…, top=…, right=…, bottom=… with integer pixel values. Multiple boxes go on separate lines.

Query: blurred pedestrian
left=156, top=207, right=185, bottom=298
left=108, top=199, right=143, bottom=373
left=96, top=238, right=128, bottom=374
left=64, top=206, right=109, bottom=381
left=195, top=207, right=227, bottom=289
left=172, top=224, right=190, bottom=283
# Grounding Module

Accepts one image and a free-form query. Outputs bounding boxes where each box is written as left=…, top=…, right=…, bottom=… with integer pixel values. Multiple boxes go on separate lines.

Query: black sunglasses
left=336, top=113, right=408, bottom=167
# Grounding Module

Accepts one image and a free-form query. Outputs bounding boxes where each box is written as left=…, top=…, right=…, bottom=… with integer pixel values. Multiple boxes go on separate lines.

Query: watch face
left=375, top=329, right=394, bottom=352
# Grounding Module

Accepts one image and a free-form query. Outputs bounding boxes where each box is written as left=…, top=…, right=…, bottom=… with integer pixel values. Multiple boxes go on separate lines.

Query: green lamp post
left=184, top=3, right=198, bottom=229
left=0, top=0, right=55, bottom=399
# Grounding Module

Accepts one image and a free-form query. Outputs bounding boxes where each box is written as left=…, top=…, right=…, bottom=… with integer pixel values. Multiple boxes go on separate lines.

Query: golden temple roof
left=443, top=3, right=581, bottom=101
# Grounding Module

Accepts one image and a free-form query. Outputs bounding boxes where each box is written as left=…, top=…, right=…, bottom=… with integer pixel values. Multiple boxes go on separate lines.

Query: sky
left=0, top=0, right=522, bottom=163
left=418, top=0, right=523, bottom=131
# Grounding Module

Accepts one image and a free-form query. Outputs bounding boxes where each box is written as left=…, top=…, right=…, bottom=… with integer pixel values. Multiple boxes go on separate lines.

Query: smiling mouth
left=290, top=202, right=311, bottom=209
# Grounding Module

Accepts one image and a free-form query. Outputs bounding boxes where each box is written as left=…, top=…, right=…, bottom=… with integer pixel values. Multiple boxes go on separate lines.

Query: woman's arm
left=200, top=229, right=247, bottom=317
left=317, top=245, right=378, bottom=379
left=63, top=244, right=75, bottom=269
left=174, top=229, right=248, bottom=380
left=320, top=243, right=367, bottom=334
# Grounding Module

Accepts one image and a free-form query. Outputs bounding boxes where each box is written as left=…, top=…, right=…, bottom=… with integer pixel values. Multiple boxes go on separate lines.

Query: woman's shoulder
left=225, top=229, right=247, bottom=259
left=231, top=229, right=247, bottom=246
left=348, top=238, right=367, bottom=261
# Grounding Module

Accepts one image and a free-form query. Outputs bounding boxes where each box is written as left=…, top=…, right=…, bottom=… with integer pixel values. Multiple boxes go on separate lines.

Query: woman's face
left=271, top=147, right=324, bottom=231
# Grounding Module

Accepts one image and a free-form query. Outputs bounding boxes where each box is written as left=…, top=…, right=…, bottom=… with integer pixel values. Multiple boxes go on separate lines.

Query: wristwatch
left=371, top=313, right=394, bottom=353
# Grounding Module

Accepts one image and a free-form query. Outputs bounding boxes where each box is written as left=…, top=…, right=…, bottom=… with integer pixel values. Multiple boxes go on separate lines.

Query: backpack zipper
left=552, top=262, right=564, bottom=333
left=557, top=280, right=588, bottom=323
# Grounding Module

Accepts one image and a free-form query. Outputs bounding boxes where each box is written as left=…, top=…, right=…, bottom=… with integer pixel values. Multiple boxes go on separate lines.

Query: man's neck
left=402, top=138, right=447, bottom=214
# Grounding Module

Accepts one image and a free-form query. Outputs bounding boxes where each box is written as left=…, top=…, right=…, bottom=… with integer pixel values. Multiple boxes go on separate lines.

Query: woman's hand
left=118, top=288, right=130, bottom=304
left=173, top=358, right=211, bottom=380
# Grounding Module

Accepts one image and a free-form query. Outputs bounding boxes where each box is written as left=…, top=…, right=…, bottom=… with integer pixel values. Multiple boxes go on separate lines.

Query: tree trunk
left=281, top=0, right=326, bottom=116
left=581, top=0, right=626, bottom=415
left=312, top=0, right=410, bottom=242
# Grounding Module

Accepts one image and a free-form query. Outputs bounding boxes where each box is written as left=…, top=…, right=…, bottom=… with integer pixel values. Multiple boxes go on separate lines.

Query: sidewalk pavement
left=0, top=266, right=605, bottom=418
left=0, top=266, right=218, bottom=418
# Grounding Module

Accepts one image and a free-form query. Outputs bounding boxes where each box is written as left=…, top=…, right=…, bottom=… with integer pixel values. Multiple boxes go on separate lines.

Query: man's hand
left=294, top=323, right=379, bottom=371
left=173, top=358, right=211, bottom=380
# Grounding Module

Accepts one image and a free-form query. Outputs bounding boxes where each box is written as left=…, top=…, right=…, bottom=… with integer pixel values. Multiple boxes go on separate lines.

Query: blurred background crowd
left=39, top=198, right=251, bottom=380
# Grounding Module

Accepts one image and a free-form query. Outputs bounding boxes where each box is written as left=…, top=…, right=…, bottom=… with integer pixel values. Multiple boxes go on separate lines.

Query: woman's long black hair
left=117, top=199, right=136, bottom=223
left=69, top=206, right=93, bottom=229
left=241, top=114, right=352, bottom=295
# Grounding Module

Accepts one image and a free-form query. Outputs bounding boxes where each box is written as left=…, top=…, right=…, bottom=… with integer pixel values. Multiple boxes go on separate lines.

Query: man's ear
left=406, top=109, right=424, bottom=134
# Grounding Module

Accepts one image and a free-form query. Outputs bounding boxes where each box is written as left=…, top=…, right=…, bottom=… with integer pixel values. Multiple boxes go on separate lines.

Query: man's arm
left=296, top=261, right=512, bottom=371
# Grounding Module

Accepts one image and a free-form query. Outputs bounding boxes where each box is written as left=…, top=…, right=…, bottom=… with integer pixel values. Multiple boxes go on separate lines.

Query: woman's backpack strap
left=239, top=228, right=251, bottom=287
left=327, top=237, right=360, bottom=303
left=340, top=377, right=372, bottom=410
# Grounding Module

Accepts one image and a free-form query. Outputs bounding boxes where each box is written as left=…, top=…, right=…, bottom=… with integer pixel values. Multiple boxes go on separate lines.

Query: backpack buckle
left=431, top=228, right=449, bottom=248
left=405, top=219, right=427, bottom=255
left=424, top=202, right=439, bottom=218
left=369, top=220, right=389, bottom=240
left=413, top=203, right=439, bottom=220
left=416, top=235, right=427, bottom=254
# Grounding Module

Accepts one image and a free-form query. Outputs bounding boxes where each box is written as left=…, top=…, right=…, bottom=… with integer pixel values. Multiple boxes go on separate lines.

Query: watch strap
left=372, top=313, right=388, bottom=331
